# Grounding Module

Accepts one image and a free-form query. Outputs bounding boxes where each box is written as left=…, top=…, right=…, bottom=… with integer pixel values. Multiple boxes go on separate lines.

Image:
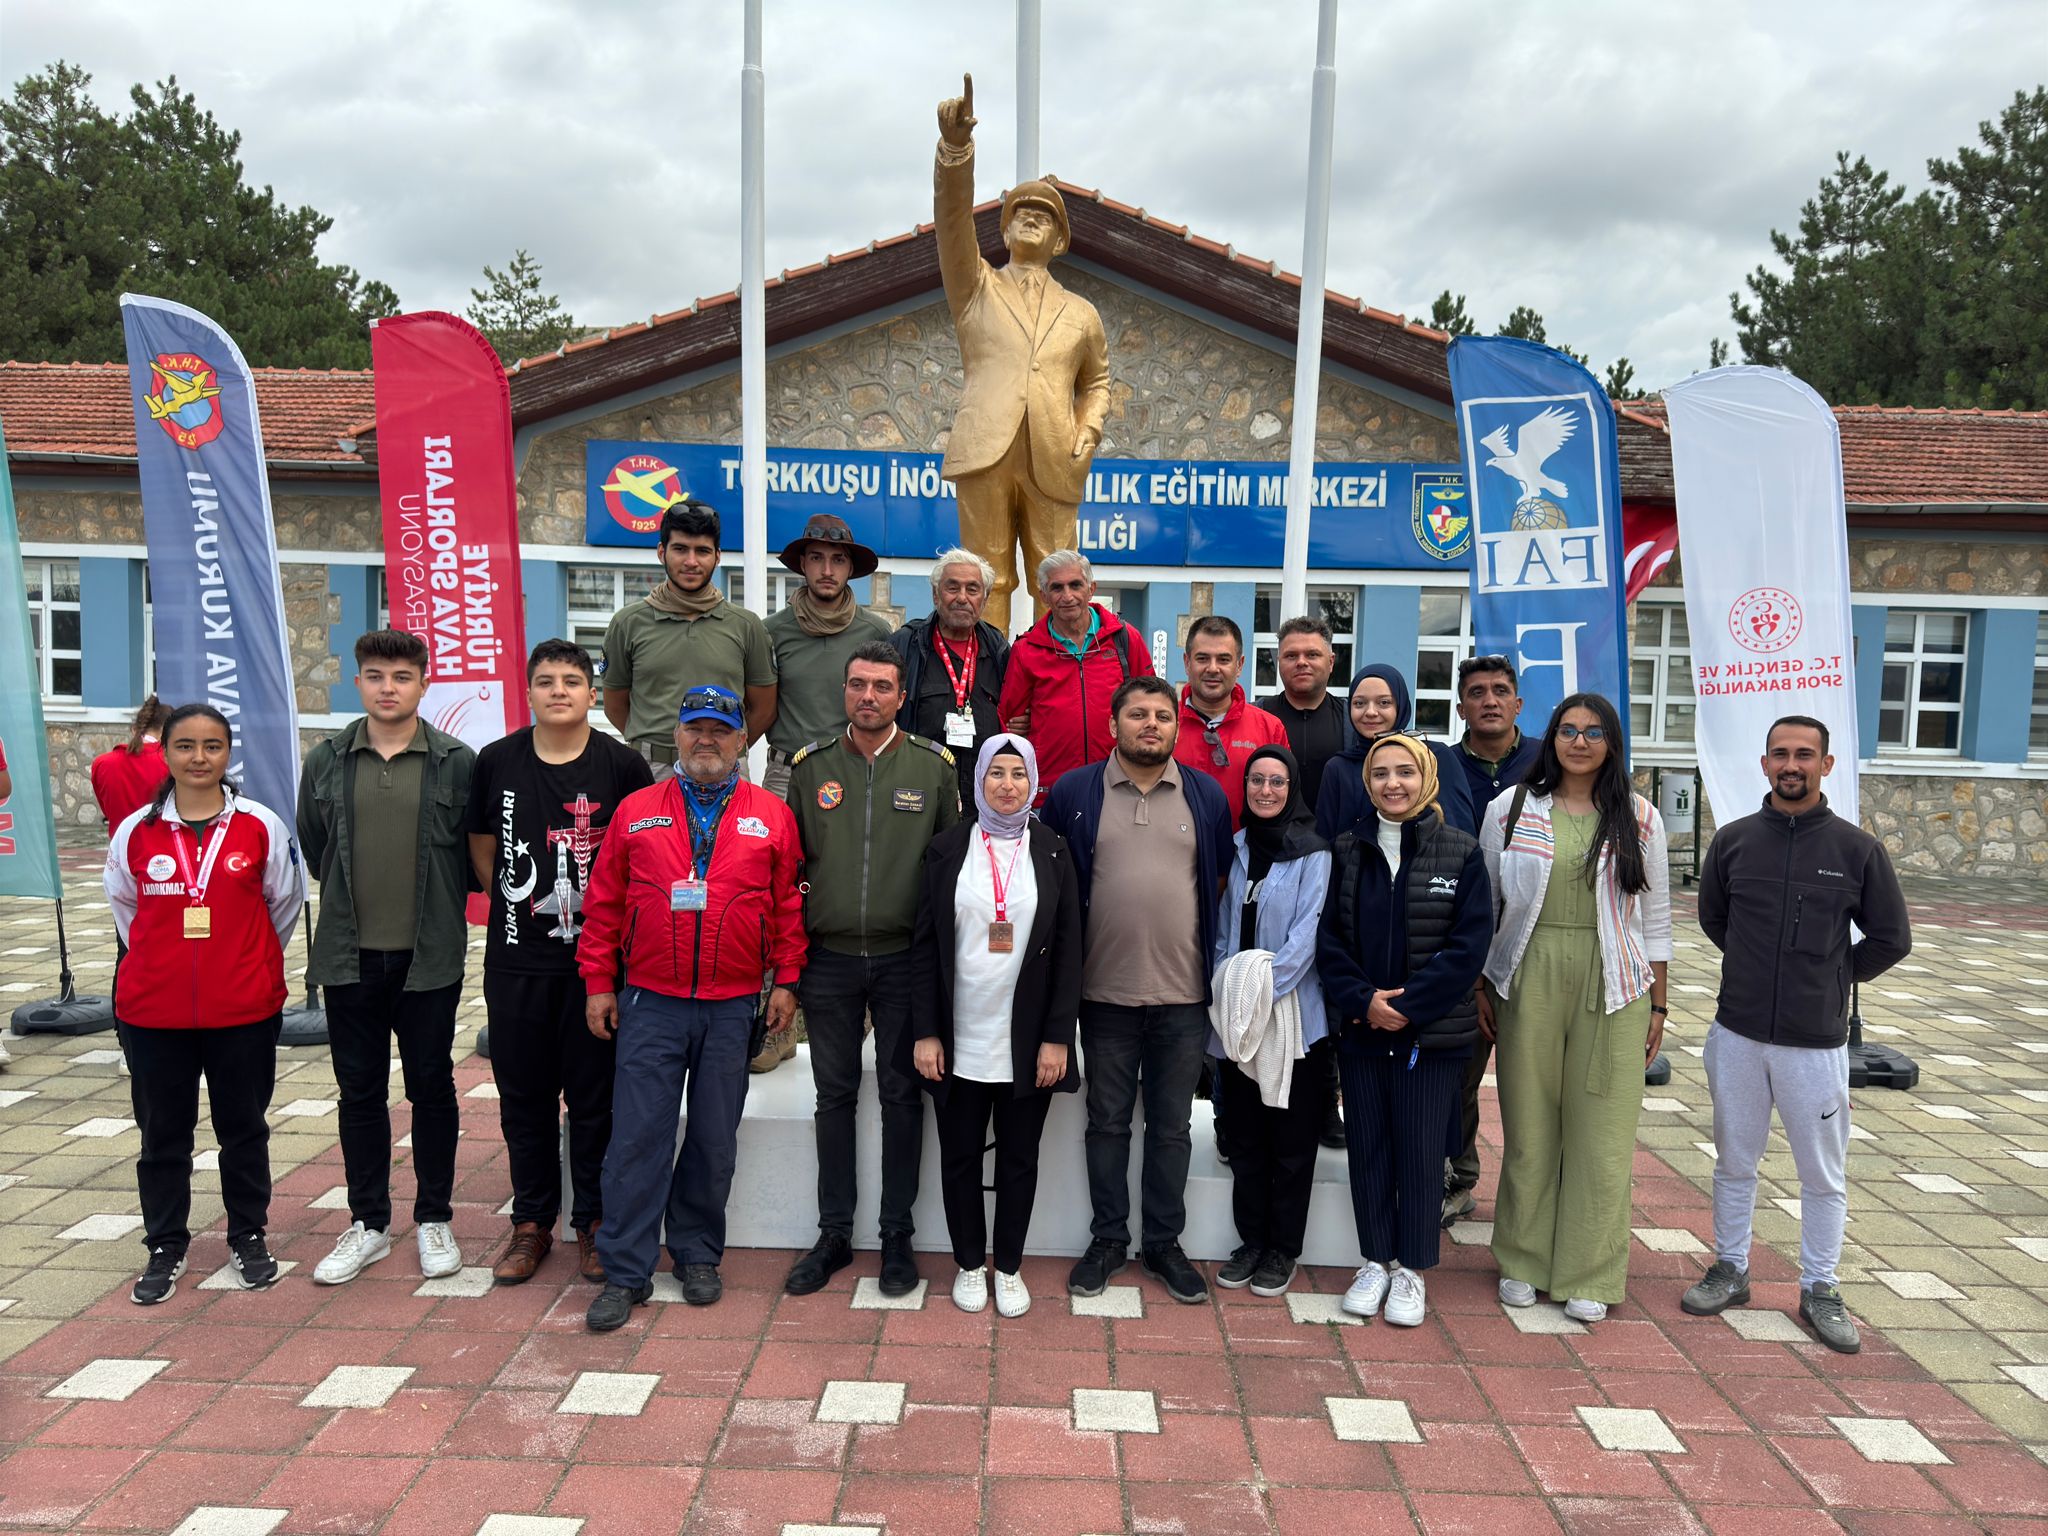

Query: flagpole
left=1016, top=0, right=1041, bottom=182
left=1279, top=0, right=1339, bottom=623
left=739, top=0, right=768, bottom=626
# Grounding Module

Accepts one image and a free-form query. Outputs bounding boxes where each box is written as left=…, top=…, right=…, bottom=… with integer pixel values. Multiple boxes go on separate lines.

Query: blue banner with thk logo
left=1448, top=336, right=1629, bottom=744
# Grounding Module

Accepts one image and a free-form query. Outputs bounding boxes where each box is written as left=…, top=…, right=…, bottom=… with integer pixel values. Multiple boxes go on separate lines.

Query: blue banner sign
left=1447, top=335, right=1629, bottom=739
left=586, top=441, right=1471, bottom=571
left=0, top=422, right=63, bottom=900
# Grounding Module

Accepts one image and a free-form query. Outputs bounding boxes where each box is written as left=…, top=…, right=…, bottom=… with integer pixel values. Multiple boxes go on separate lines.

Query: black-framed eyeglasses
left=1202, top=726, right=1229, bottom=769
left=1556, top=724, right=1606, bottom=743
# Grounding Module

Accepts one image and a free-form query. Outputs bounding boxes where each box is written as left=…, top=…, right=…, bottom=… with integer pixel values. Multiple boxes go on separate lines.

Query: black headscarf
left=1338, top=663, right=1415, bottom=760
left=1241, top=745, right=1327, bottom=867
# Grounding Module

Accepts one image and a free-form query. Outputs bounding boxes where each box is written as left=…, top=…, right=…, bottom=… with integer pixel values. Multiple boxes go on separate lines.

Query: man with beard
left=889, top=547, right=1009, bottom=810
left=1681, top=716, right=1911, bottom=1356
left=763, top=514, right=893, bottom=804
left=1042, top=677, right=1234, bottom=1306
left=1257, top=617, right=1348, bottom=810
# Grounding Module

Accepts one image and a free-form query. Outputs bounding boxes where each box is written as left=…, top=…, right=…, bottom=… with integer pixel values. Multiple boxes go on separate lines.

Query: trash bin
left=1658, top=770, right=1696, bottom=824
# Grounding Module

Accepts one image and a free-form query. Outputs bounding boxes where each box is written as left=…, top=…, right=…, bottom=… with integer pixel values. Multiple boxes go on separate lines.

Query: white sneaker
left=1564, top=1297, right=1608, bottom=1324
left=1341, top=1261, right=1391, bottom=1318
left=994, top=1268, right=1031, bottom=1318
left=313, top=1221, right=391, bottom=1285
left=1384, top=1266, right=1426, bottom=1327
left=416, top=1221, right=462, bottom=1279
left=1498, top=1277, right=1537, bottom=1308
left=952, top=1265, right=989, bottom=1313
left=0, top=1034, right=10, bottom=1066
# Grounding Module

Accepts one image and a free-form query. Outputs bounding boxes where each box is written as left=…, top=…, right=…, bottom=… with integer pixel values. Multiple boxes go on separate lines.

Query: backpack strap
left=1108, top=624, right=1133, bottom=681
left=1500, top=784, right=1529, bottom=849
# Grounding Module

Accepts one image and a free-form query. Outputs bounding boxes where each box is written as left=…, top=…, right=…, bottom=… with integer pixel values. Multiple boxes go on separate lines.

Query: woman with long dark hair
left=104, top=703, right=305, bottom=1304
left=1481, top=692, right=1670, bottom=1323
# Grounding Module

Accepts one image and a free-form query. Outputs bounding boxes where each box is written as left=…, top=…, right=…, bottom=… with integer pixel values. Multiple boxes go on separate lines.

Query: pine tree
left=467, top=251, right=577, bottom=364
left=1495, top=306, right=1590, bottom=368
left=1429, top=290, right=1477, bottom=336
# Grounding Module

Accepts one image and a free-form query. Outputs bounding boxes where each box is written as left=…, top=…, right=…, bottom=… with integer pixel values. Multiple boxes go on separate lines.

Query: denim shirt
left=1210, top=831, right=1332, bottom=1053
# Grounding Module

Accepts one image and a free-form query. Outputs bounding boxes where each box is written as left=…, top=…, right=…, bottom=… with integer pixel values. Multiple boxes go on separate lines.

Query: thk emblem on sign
left=143, top=353, right=225, bottom=450
left=1729, top=587, right=1802, bottom=654
left=1462, top=395, right=1608, bottom=595
left=601, top=453, right=684, bottom=535
left=1410, top=473, right=1472, bottom=561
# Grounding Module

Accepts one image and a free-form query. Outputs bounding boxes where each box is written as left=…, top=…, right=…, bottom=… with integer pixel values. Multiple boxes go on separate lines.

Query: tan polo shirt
left=1081, top=752, right=1205, bottom=1006
left=350, top=720, right=425, bottom=953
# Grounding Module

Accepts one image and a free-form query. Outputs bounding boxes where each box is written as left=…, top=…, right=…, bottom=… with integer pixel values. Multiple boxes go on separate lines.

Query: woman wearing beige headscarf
left=1316, top=734, right=1491, bottom=1326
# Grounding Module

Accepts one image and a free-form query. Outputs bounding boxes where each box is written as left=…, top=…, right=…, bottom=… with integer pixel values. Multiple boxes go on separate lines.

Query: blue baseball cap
left=677, top=684, right=743, bottom=729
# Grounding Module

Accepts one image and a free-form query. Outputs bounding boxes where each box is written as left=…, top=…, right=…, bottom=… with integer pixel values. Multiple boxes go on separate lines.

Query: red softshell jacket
left=577, top=777, right=806, bottom=1001
left=1172, top=685, right=1292, bottom=826
left=104, top=793, right=306, bottom=1030
left=996, top=603, right=1156, bottom=794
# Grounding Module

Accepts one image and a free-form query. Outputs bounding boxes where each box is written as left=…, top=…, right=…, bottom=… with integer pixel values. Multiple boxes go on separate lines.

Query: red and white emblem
left=223, top=852, right=253, bottom=875
left=1729, top=587, right=1802, bottom=655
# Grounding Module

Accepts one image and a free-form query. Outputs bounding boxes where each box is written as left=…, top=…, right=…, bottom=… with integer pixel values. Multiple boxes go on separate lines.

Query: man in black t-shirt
left=1256, top=616, right=1348, bottom=810
left=467, top=639, right=654, bottom=1285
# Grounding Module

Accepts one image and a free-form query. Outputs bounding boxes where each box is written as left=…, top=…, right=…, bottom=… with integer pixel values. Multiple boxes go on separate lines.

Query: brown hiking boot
left=491, top=1222, right=551, bottom=1285
left=577, top=1223, right=605, bottom=1284
left=750, top=1027, right=798, bottom=1074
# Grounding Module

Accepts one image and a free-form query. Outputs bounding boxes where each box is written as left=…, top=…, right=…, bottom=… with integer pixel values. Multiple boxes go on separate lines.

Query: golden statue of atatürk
left=934, top=73, right=1110, bottom=632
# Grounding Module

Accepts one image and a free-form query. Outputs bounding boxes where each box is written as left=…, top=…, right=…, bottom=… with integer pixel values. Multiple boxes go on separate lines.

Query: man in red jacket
left=996, top=550, right=1154, bottom=797
left=1172, top=616, right=1290, bottom=826
left=575, top=684, right=805, bottom=1328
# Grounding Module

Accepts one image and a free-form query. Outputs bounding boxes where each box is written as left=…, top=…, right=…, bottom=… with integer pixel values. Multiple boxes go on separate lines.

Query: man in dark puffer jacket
left=1317, top=733, right=1491, bottom=1328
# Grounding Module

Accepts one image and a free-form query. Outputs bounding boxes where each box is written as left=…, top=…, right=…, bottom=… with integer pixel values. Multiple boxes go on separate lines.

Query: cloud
left=9, top=0, right=2041, bottom=389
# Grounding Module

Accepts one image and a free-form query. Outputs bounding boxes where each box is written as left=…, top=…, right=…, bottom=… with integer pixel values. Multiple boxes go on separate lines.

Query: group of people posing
left=97, top=495, right=1911, bottom=1360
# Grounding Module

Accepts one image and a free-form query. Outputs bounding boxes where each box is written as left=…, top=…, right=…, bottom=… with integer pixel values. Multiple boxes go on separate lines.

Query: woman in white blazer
left=1479, top=692, right=1670, bottom=1325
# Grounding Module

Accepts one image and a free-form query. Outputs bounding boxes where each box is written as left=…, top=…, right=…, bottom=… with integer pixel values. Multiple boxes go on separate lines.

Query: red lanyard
left=980, top=830, right=1025, bottom=922
left=934, top=633, right=977, bottom=710
left=169, top=806, right=234, bottom=906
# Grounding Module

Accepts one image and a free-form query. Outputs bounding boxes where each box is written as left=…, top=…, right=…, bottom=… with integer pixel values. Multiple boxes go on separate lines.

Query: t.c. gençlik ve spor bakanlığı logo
left=1728, top=586, right=1803, bottom=655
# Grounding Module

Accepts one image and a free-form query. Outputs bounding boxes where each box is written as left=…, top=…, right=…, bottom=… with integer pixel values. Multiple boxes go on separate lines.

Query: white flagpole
left=1016, top=0, right=1041, bottom=183
left=1279, top=0, right=1339, bottom=622
left=740, top=0, right=768, bottom=624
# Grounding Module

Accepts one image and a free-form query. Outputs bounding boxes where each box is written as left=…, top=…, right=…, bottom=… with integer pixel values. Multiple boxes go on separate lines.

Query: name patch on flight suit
left=892, top=789, right=927, bottom=813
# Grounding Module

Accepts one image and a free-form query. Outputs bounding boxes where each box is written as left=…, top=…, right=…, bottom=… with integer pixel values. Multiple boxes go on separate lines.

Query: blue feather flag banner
left=1447, top=336, right=1630, bottom=745
left=0, top=421, right=64, bottom=901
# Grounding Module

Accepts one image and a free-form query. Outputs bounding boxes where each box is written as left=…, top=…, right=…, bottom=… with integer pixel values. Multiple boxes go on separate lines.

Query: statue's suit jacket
left=934, top=144, right=1110, bottom=508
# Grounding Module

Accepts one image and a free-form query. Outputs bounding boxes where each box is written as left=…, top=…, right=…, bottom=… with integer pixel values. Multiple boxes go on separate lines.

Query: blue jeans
left=1080, top=1000, right=1210, bottom=1251
left=595, top=988, right=754, bottom=1286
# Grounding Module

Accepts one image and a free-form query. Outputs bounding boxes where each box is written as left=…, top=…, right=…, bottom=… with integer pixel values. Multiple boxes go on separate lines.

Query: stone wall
left=17, top=485, right=382, bottom=553
left=41, top=725, right=337, bottom=834
left=515, top=269, right=1460, bottom=545
left=1639, top=534, right=2047, bottom=600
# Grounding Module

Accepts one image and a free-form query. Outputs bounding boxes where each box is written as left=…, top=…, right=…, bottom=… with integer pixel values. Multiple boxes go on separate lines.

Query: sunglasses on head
left=680, top=687, right=739, bottom=716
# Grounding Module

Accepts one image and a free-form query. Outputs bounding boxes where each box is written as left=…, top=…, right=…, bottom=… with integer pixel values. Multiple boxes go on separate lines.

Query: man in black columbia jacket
left=1680, top=716, right=1911, bottom=1356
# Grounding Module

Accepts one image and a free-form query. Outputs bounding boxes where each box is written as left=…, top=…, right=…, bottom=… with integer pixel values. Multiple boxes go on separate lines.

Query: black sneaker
left=1216, top=1244, right=1262, bottom=1290
left=1320, top=1098, right=1346, bottom=1150
left=1249, top=1250, right=1297, bottom=1298
left=1066, top=1240, right=1127, bottom=1297
left=585, top=1281, right=652, bottom=1332
left=131, top=1246, right=186, bottom=1306
left=1799, top=1283, right=1861, bottom=1354
left=1141, top=1243, right=1208, bottom=1305
left=1681, top=1259, right=1751, bottom=1316
left=678, top=1263, right=722, bottom=1306
left=228, top=1233, right=280, bottom=1290
left=878, top=1232, right=920, bottom=1297
left=784, top=1232, right=854, bottom=1295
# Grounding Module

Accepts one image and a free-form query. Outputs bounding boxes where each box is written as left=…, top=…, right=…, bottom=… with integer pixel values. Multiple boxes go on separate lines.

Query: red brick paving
left=2, top=1053, right=2041, bottom=1534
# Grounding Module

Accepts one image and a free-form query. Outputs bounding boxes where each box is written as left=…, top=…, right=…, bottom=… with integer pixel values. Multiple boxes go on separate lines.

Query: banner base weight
left=1644, top=1053, right=1671, bottom=1087
left=280, top=1006, right=328, bottom=1048
left=1848, top=1041, right=1918, bottom=1091
left=11, top=996, right=116, bottom=1036
left=475, top=1025, right=491, bottom=1061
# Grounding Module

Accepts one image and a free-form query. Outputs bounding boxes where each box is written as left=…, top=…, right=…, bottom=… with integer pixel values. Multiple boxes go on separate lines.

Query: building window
left=27, top=559, right=82, bottom=701
left=565, top=566, right=650, bottom=698
left=726, top=567, right=797, bottom=616
left=1251, top=586, right=1356, bottom=696
left=1412, top=589, right=1472, bottom=737
left=1879, top=610, right=1967, bottom=753
left=2032, top=612, right=2048, bottom=757
left=1629, top=602, right=1695, bottom=748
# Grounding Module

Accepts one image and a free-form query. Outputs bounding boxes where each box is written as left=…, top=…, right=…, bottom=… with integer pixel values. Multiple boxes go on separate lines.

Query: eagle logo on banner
left=1480, top=405, right=1576, bottom=530
left=143, top=353, right=226, bottom=451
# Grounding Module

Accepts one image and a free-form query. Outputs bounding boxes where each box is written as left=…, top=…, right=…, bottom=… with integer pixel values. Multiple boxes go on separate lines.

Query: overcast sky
left=8, top=0, right=2041, bottom=389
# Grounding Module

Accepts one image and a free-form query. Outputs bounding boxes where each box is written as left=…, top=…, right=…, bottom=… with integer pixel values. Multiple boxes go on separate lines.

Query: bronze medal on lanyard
left=171, top=802, right=234, bottom=941
left=982, top=829, right=1023, bottom=953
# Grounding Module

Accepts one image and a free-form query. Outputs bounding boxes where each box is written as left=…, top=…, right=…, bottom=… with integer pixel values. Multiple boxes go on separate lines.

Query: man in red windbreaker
left=996, top=550, right=1154, bottom=798
left=1172, top=615, right=1290, bottom=826
left=575, top=684, right=804, bottom=1329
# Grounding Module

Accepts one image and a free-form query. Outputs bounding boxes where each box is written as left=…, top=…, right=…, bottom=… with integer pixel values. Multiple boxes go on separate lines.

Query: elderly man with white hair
left=888, top=548, right=1010, bottom=809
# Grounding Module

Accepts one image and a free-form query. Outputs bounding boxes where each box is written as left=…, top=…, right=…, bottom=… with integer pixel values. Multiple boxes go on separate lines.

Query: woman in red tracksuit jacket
left=104, top=703, right=306, bottom=1306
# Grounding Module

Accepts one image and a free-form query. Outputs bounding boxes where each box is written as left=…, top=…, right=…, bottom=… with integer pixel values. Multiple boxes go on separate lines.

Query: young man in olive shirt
left=298, top=630, right=476, bottom=1286
left=783, top=642, right=960, bottom=1297
left=600, top=499, right=778, bottom=776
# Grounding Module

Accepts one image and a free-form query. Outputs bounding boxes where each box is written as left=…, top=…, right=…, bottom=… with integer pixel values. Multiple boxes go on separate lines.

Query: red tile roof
left=0, top=361, right=373, bottom=471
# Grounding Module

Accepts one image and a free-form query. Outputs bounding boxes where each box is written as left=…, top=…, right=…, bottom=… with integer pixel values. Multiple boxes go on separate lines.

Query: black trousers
left=801, top=946, right=922, bottom=1238
left=484, top=970, right=614, bottom=1231
left=1339, top=1042, right=1467, bottom=1271
left=1218, top=1039, right=1334, bottom=1260
left=1447, top=1036, right=1493, bottom=1193
left=933, top=1077, right=1053, bottom=1273
left=326, top=949, right=461, bottom=1230
left=119, top=1014, right=280, bottom=1252
left=1080, top=1000, right=1210, bottom=1252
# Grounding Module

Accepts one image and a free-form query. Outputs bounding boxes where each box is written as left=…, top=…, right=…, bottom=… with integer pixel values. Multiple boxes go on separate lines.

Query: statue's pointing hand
left=938, top=72, right=976, bottom=147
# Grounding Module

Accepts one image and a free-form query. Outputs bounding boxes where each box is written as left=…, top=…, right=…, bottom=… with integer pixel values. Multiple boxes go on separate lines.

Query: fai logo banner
left=1448, top=336, right=1629, bottom=738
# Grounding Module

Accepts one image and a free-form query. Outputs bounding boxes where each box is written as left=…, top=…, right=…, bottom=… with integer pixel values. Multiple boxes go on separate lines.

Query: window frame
left=1877, top=609, right=1969, bottom=756
left=1412, top=589, right=1473, bottom=739
left=26, top=558, right=83, bottom=702
left=1628, top=599, right=1696, bottom=750
left=1250, top=585, right=1357, bottom=698
left=2030, top=611, right=2048, bottom=759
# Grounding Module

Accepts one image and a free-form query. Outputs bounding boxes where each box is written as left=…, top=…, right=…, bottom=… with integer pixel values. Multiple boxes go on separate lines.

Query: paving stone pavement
left=1, top=850, right=2045, bottom=1533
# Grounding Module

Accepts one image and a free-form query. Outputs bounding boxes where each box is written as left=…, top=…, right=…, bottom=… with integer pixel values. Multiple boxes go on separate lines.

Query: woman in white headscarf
left=911, top=734, right=1083, bottom=1318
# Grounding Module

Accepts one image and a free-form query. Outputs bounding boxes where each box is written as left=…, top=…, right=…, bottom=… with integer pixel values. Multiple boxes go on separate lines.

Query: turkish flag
left=1621, top=500, right=1678, bottom=604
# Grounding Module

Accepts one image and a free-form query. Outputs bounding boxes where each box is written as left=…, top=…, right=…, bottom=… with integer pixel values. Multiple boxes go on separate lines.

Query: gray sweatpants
left=1703, top=1021, right=1850, bottom=1289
